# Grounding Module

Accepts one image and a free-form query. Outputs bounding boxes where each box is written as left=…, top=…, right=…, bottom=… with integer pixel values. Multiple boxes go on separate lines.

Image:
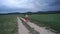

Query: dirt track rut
left=17, top=17, right=29, bottom=34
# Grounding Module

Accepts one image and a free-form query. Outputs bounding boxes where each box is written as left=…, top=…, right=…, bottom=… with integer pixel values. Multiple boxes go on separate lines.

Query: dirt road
left=20, top=17, right=56, bottom=34
left=27, top=22, right=56, bottom=34
left=17, top=17, right=29, bottom=34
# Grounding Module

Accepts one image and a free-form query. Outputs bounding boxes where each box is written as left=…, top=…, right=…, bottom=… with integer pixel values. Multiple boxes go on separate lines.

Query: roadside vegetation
left=0, top=15, right=18, bottom=34
left=29, top=14, right=60, bottom=33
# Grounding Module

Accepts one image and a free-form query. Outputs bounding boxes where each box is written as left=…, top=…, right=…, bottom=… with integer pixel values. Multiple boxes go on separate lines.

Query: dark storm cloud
left=0, top=0, right=60, bottom=13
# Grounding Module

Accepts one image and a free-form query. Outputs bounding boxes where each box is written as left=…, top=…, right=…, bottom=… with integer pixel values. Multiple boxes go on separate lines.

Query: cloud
left=0, top=0, right=52, bottom=9
left=0, top=0, right=37, bottom=9
left=0, top=0, right=60, bottom=13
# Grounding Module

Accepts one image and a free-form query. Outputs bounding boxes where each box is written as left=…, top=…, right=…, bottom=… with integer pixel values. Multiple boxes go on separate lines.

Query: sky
left=0, top=0, right=60, bottom=13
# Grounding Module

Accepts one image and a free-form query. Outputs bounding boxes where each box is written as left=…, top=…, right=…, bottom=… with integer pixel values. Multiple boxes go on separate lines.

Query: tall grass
left=0, top=15, right=18, bottom=34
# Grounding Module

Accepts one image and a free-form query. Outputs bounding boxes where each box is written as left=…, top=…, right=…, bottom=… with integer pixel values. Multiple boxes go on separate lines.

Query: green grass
left=29, top=14, right=60, bottom=32
left=0, top=15, right=18, bottom=34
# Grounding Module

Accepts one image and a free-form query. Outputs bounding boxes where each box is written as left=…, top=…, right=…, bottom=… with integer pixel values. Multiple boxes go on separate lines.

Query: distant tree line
left=0, top=11, right=60, bottom=15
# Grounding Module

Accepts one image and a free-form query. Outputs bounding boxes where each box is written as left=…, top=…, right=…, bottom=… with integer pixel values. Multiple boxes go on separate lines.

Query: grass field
left=29, top=14, right=60, bottom=32
left=0, top=14, right=18, bottom=34
left=0, top=14, right=60, bottom=34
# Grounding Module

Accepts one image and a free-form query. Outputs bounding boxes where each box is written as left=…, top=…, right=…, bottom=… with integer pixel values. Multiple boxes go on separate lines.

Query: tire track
left=17, top=17, right=29, bottom=34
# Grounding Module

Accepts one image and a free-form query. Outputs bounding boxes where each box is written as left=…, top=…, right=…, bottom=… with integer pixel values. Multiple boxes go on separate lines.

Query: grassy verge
left=0, top=15, right=18, bottom=34
left=29, top=14, right=60, bottom=33
left=20, top=18, right=40, bottom=34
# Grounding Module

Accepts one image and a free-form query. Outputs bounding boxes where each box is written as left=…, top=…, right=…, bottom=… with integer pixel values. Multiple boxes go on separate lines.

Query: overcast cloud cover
left=0, top=0, right=60, bottom=13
